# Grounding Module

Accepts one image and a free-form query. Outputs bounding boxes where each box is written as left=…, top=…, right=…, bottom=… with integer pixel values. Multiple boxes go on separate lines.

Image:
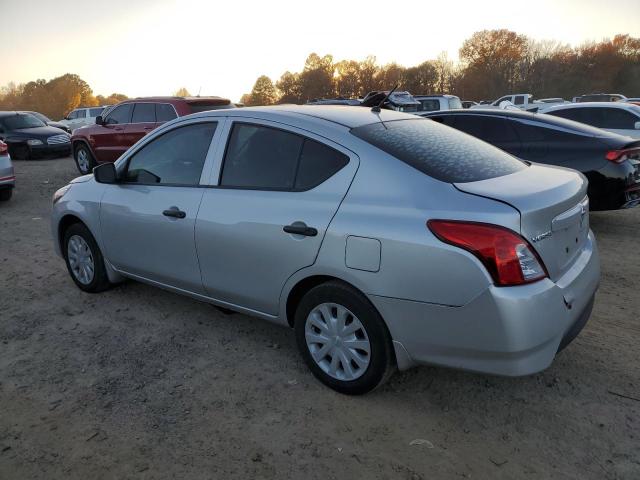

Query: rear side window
left=600, top=108, right=638, bottom=129
left=452, top=115, right=519, bottom=144
left=220, top=123, right=349, bottom=190
left=419, top=99, right=441, bottom=112
left=221, top=124, right=303, bottom=189
left=156, top=103, right=178, bottom=122
left=105, top=104, right=133, bottom=125
left=295, top=140, right=349, bottom=190
left=124, top=122, right=217, bottom=185
left=351, top=118, right=526, bottom=183
left=131, top=103, right=156, bottom=123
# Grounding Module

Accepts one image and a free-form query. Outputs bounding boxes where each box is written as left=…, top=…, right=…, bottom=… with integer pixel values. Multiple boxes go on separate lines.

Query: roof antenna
left=197, top=86, right=202, bottom=97
left=371, top=84, right=399, bottom=113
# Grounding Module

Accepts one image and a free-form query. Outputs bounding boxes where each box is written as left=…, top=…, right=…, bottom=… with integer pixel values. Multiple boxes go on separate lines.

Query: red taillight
left=427, top=220, right=548, bottom=286
left=606, top=148, right=640, bottom=164
left=0, top=141, right=7, bottom=156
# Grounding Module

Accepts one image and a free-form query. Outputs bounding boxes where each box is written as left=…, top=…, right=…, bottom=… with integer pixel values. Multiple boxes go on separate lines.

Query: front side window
left=105, top=104, right=133, bottom=125
left=131, top=103, right=156, bottom=123
left=89, top=108, right=103, bottom=117
left=67, top=110, right=78, bottom=120
left=123, top=122, right=217, bottom=185
left=514, top=96, right=525, bottom=105
left=351, top=118, right=526, bottom=183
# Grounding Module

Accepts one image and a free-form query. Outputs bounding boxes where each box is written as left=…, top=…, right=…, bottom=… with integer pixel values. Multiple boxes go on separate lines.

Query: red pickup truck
left=71, top=96, right=233, bottom=174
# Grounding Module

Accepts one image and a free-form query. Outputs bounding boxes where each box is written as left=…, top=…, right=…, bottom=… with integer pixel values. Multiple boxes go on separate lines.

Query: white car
left=542, top=102, right=640, bottom=139
left=59, top=106, right=109, bottom=132
left=414, top=94, right=462, bottom=112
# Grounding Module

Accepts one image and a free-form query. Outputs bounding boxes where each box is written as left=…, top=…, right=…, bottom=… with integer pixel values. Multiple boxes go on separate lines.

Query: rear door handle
left=163, top=207, right=186, bottom=219
left=283, top=222, right=317, bottom=237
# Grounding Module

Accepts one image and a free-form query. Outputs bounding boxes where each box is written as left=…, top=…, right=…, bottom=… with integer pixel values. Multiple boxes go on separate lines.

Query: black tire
left=0, top=188, right=12, bottom=201
left=63, top=223, right=111, bottom=293
left=74, top=143, right=95, bottom=175
left=294, top=281, right=395, bottom=395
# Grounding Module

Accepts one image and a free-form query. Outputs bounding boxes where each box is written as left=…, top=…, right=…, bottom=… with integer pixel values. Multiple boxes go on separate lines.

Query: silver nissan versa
left=51, top=105, right=600, bottom=394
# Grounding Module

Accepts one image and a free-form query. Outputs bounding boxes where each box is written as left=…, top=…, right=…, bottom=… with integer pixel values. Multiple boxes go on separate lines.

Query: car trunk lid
left=454, top=164, right=589, bottom=280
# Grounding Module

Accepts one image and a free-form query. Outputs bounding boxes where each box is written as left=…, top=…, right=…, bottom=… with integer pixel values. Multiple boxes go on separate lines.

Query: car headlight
left=53, top=184, right=71, bottom=204
left=27, top=139, right=43, bottom=146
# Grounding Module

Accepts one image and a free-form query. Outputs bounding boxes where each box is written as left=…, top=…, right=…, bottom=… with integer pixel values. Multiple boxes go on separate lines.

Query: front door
left=195, top=120, right=358, bottom=315
left=100, top=121, right=220, bottom=293
left=124, top=102, right=159, bottom=147
left=92, top=103, right=133, bottom=163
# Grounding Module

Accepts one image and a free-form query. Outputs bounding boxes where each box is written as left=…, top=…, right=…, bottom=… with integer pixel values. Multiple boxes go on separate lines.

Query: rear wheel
left=294, top=281, right=395, bottom=395
left=74, top=144, right=95, bottom=174
left=63, top=223, right=111, bottom=293
left=0, top=188, right=12, bottom=201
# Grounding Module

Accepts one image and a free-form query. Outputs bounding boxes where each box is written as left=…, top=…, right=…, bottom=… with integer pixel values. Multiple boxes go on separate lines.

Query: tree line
left=241, top=30, right=640, bottom=106
left=0, top=74, right=128, bottom=120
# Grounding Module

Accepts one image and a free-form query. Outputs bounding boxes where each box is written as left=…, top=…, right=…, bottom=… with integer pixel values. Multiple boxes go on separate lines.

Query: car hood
left=70, top=174, right=94, bottom=184
left=47, top=122, right=69, bottom=130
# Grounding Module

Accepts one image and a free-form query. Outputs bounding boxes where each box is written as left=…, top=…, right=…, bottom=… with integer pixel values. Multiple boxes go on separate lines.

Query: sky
left=1, top=0, right=639, bottom=102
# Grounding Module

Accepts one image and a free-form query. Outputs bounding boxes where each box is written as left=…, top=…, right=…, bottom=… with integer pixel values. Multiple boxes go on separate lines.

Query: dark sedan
left=21, top=111, right=71, bottom=134
left=0, top=112, right=71, bottom=160
left=421, top=109, right=640, bottom=210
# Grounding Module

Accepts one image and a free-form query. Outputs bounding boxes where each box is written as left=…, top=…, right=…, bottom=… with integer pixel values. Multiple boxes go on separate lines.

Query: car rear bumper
left=370, top=230, right=600, bottom=376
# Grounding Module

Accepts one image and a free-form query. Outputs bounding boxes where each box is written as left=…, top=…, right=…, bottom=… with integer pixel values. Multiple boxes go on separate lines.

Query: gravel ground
left=0, top=156, right=638, bottom=480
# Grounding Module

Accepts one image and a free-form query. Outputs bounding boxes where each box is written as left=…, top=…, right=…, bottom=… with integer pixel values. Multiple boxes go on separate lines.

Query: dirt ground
left=0, top=156, right=638, bottom=480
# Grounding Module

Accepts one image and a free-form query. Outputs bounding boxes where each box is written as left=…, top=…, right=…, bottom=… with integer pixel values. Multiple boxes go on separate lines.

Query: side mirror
left=95, top=115, right=103, bottom=125
left=93, top=163, right=117, bottom=184
left=635, top=121, right=640, bottom=130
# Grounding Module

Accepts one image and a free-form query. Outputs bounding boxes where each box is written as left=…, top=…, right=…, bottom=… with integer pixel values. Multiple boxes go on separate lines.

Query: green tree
left=245, top=75, right=277, bottom=106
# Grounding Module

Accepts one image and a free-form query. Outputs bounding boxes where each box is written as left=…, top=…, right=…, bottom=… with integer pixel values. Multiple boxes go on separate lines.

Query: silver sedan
left=0, top=140, right=14, bottom=201
left=51, top=106, right=600, bottom=394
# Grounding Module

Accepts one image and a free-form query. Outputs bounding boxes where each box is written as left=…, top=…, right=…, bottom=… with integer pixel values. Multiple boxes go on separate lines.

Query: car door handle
left=163, top=207, right=186, bottom=219
left=283, top=222, right=318, bottom=237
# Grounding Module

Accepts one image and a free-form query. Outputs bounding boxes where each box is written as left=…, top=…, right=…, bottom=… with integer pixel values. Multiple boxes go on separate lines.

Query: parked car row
left=52, top=105, right=601, bottom=394
left=0, top=111, right=71, bottom=160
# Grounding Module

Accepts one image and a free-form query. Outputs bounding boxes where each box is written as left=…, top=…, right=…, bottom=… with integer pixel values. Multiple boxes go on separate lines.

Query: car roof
left=413, top=94, right=458, bottom=99
left=423, top=108, right=629, bottom=140
left=543, top=102, right=640, bottom=111
left=183, top=104, right=416, bottom=129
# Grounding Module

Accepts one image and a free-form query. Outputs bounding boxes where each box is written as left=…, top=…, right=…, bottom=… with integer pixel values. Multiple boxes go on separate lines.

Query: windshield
left=3, top=113, right=46, bottom=130
left=351, top=118, right=526, bottom=183
left=26, top=111, right=50, bottom=122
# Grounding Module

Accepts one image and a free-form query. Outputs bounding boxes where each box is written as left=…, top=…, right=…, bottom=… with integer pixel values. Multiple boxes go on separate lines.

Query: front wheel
left=9, top=144, right=30, bottom=160
left=294, top=281, right=395, bottom=395
left=74, top=144, right=95, bottom=174
left=63, top=223, right=111, bottom=293
left=0, top=188, right=12, bottom=201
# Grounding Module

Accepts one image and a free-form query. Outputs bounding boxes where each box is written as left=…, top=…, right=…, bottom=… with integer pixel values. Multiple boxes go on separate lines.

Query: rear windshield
left=351, top=118, right=526, bottom=183
left=187, top=103, right=233, bottom=114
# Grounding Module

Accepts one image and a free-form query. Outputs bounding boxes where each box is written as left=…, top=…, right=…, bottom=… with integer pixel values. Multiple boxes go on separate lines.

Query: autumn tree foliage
left=0, top=73, right=128, bottom=120
left=241, top=32, right=640, bottom=105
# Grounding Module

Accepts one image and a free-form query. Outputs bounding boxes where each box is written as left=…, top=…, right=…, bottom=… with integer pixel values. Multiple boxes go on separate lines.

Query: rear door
left=195, top=119, right=358, bottom=315
left=125, top=102, right=158, bottom=146
left=92, top=103, right=133, bottom=163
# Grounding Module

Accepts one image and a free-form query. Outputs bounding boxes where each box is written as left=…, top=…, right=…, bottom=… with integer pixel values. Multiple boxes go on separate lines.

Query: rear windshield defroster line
left=350, top=118, right=527, bottom=183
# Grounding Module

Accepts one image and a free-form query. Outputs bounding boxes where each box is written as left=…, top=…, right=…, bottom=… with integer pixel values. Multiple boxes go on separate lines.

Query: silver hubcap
left=67, top=235, right=94, bottom=285
left=305, top=303, right=371, bottom=381
left=77, top=149, right=89, bottom=172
